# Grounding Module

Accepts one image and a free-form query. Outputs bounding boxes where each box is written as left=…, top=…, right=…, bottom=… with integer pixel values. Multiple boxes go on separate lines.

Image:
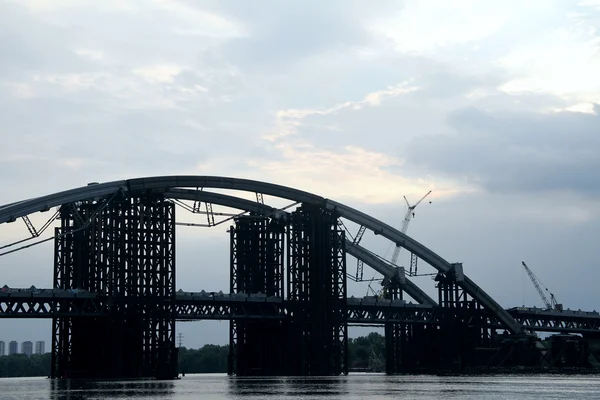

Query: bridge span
left=0, top=176, right=598, bottom=379
left=1, top=289, right=600, bottom=335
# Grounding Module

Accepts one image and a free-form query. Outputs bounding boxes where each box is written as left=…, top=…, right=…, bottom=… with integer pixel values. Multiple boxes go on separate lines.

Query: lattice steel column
left=124, top=197, right=177, bottom=379
left=384, top=283, right=404, bottom=374
left=286, top=204, right=348, bottom=376
left=51, top=196, right=177, bottom=379
left=51, top=202, right=86, bottom=379
left=435, top=265, right=494, bottom=371
left=331, top=220, right=348, bottom=375
left=229, top=215, right=285, bottom=376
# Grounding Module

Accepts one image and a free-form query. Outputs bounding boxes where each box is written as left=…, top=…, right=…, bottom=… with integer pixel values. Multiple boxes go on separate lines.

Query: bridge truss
left=3, top=292, right=600, bottom=335
left=0, top=176, right=597, bottom=378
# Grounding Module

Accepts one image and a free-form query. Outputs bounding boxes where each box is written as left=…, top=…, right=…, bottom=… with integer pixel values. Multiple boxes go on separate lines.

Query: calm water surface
left=1, top=374, right=599, bottom=400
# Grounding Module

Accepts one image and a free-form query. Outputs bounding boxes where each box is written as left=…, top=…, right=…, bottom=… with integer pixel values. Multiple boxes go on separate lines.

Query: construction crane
left=390, top=190, right=432, bottom=270
left=521, top=261, right=561, bottom=311
left=360, top=190, right=432, bottom=295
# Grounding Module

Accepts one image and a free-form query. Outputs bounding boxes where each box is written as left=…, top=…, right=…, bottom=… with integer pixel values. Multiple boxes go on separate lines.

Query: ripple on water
left=0, top=374, right=600, bottom=400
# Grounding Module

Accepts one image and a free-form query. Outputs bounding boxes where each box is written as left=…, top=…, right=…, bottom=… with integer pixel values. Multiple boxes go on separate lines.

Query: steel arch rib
left=0, top=175, right=521, bottom=333
left=163, top=188, right=437, bottom=306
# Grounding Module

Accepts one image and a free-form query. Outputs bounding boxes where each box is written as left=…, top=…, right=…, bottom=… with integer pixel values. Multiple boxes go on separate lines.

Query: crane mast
left=521, top=261, right=559, bottom=310
left=361, top=190, right=431, bottom=296
left=391, top=190, right=431, bottom=266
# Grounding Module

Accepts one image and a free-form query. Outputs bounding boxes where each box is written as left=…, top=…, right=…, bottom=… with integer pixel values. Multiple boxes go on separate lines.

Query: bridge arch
left=0, top=175, right=521, bottom=333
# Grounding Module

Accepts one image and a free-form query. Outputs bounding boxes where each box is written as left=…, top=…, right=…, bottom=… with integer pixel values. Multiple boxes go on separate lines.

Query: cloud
left=0, top=2, right=87, bottom=77
left=133, top=65, right=184, bottom=84
left=497, top=19, right=600, bottom=101
left=184, top=0, right=404, bottom=73
left=245, top=142, right=465, bottom=205
left=371, top=0, right=517, bottom=53
left=407, top=106, right=600, bottom=196
left=268, top=80, right=419, bottom=140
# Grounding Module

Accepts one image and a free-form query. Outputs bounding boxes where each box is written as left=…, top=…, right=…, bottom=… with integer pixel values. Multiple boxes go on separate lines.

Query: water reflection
left=228, top=376, right=350, bottom=397
left=49, top=379, right=175, bottom=400
left=1, top=374, right=600, bottom=400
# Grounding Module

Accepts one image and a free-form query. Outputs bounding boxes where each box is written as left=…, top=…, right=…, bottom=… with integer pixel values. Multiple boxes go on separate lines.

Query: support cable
left=0, top=191, right=120, bottom=257
left=22, top=215, right=38, bottom=237
left=353, top=225, right=367, bottom=281
left=192, top=187, right=203, bottom=213
left=0, top=210, right=60, bottom=251
left=176, top=200, right=301, bottom=229
left=206, top=203, right=215, bottom=227
left=0, top=236, right=55, bottom=256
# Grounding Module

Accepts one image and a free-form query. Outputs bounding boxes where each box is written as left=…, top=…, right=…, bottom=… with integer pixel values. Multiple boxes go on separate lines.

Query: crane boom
left=521, top=261, right=555, bottom=309
left=391, top=190, right=431, bottom=265
left=413, top=190, right=433, bottom=208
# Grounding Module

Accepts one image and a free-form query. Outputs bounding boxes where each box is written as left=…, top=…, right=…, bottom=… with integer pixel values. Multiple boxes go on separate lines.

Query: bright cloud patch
left=248, top=143, right=463, bottom=204
left=370, top=0, right=520, bottom=53
left=498, top=24, right=600, bottom=102
left=268, top=81, right=419, bottom=140
left=133, top=65, right=183, bottom=83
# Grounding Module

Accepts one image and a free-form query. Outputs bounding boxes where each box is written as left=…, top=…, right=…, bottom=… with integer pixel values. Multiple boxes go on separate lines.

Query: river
left=0, top=374, right=599, bottom=399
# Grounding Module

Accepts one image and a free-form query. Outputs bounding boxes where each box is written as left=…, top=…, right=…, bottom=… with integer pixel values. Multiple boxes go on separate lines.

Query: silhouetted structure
left=227, top=205, right=348, bottom=376
left=0, top=176, right=599, bottom=379
left=228, top=214, right=286, bottom=375
left=284, top=204, right=347, bottom=376
left=51, top=195, right=177, bottom=379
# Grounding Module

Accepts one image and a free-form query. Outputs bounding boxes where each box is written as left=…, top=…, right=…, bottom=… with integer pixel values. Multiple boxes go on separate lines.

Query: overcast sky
left=1, top=0, right=599, bottom=349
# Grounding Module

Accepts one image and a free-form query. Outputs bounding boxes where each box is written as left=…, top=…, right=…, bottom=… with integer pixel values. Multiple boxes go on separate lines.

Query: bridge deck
left=1, top=290, right=598, bottom=334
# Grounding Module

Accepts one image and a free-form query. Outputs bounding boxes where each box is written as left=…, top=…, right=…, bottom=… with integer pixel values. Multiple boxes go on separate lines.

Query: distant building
left=35, top=341, right=45, bottom=355
left=21, top=341, right=33, bottom=357
left=8, top=341, right=18, bottom=355
left=0, top=341, right=5, bottom=356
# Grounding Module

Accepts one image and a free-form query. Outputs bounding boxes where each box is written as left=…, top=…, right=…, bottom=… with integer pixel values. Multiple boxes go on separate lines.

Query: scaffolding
left=51, top=196, right=177, bottom=379
left=228, top=215, right=285, bottom=375
left=286, top=204, right=348, bottom=375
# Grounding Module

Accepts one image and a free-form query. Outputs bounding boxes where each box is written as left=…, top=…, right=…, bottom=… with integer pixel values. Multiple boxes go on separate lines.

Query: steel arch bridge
left=0, top=176, right=597, bottom=378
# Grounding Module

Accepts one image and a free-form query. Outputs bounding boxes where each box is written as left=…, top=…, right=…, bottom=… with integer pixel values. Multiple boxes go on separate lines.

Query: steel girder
left=0, top=294, right=105, bottom=317
left=2, top=292, right=600, bottom=334
left=506, top=308, right=600, bottom=334
left=0, top=293, right=437, bottom=324
left=0, top=175, right=522, bottom=333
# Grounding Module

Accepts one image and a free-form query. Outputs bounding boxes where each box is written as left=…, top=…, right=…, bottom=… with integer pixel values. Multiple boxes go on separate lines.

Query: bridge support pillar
left=50, top=196, right=177, bottom=380
left=286, top=204, right=348, bottom=376
left=384, top=284, right=441, bottom=373
left=228, top=214, right=285, bottom=376
left=384, top=284, right=404, bottom=374
left=435, top=264, right=494, bottom=371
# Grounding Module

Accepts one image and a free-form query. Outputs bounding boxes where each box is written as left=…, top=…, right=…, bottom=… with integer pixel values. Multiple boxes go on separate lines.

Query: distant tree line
left=179, top=332, right=387, bottom=374
left=178, top=344, right=229, bottom=373
left=0, top=333, right=386, bottom=377
left=348, top=332, right=386, bottom=370
left=0, top=353, right=51, bottom=377
left=179, top=333, right=386, bottom=373
left=0, top=347, right=231, bottom=377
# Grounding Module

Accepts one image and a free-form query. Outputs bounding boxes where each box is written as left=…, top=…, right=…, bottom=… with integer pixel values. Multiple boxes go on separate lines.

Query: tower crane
left=521, top=261, right=561, bottom=311
left=360, top=190, right=432, bottom=297
left=391, top=190, right=432, bottom=275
